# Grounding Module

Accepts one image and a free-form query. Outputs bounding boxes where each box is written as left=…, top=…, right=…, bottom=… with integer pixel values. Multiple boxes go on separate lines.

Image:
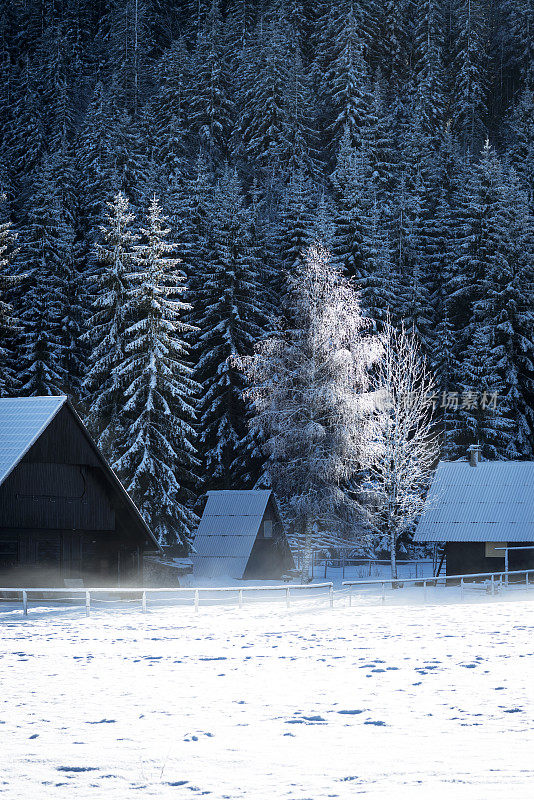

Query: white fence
left=3, top=568, right=534, bottom=617
left=342, top=568, right=534, bottom=605
left=0, top=582, right=335, bottom=617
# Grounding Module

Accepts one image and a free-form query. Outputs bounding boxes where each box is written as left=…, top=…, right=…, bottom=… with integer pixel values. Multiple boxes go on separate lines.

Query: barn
left=414, top=452, right=534, bottom=576
left=191, top=490, right=295, bottom=580
left=0, top=396, right=160, bottom=588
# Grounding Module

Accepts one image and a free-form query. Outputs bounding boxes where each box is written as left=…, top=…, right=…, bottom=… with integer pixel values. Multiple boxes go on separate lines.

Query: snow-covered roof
left=0, top=396, right=67, bottom=487
left=191, top=490, right=276, bottom=579
left=0, top=395, right=161, bottom=552
left=414, top=460, right=534, bottom=543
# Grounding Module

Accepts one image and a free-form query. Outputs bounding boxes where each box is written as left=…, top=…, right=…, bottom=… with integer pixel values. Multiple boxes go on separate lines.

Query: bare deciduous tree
left=360, top=323, right=439, bottom=579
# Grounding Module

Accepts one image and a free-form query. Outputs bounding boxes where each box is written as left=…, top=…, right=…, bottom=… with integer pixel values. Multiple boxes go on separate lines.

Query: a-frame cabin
left=191, top=490, right=295, bottom=580
left=0, top=396, right=160, bottom=588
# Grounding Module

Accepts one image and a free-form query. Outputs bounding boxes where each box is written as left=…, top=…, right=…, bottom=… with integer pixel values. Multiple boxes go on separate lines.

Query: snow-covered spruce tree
left=503, top=0, right=534, bottom=87
left=321, top=7, right=373, bottom=156
left=113, top=197, right=199, bottom=548
left=147, top=38, right=190, bottom=188
left=330, top=125, right=372, bottom=281
left=83, top=192, right=139, bottom=459
left=378, top=0, right=412, bottom=108
left=192, top=168, right=271, bottom=489
left=0, top=212, right=20, bottom=396
left=8, top=61, right=44, bottom=206
left=360, top=323, right=439, bottom=579
left=453, top=168, right=534, bottom=459
left=103, top=0, right=152, bottom=115
left=359, top=197, right=401, bottom=327
left=239, top=244, right=381, bottom=581
left=235, top=5, right=316, bottom=197
left=277, top=168, right=318, bottom=274
left=448, top=142, right=534, bottom=457
left=412, top=0, right=446, bottom=150
left=17, top=154, right=75, bottom=397
left=424, top=131, right=464, bottom=454
left=450, top=0, right=488, bottom=157
left=187, top=0, right=234, bottom=171
left=506, top=88, right=534, bottom=209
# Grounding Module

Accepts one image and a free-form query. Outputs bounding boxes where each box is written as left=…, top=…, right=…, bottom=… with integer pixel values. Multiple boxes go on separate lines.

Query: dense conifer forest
left=0, top=0, right=532, bottom=547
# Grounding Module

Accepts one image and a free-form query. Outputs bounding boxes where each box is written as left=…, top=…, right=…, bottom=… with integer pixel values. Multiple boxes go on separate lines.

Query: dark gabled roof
left=191, top=490, right=282, bottom=579
left=0, top=396, right=161, bottom=552
left=414, top=460, right=534, bottom=543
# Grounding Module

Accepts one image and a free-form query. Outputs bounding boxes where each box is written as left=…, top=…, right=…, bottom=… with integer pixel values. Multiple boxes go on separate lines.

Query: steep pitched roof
left=0, top=396, right=160, bottom=551
left=414, top=460, right=534, bottom=543
left=191, top=490, right=279, bottom=579
left=0, top=396, right=67, bottom=487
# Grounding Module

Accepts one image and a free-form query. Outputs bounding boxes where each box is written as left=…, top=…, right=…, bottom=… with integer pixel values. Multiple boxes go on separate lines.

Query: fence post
left=329, top=583, right=334, bottom=608
left=423, top=580, right=427, bottom=602
left=85, top=591, right=91, bottom=617
left=238, top=588, right=243, bottom=609
left=194, top=589, right=199, bottom=614
left=381, top=582, right=385, bottom=605
left=460, top=578, right=464, bottom=601
left=142, top=591, right=147, bottom=613
left=526, top=572, right=529, bottom=589
left=348, top=587, right=352, bottom=607
left=285, top=586, right=290, bottom=609
left=22, top=590, right=27, bottom=617
left=491, top=573, right=495, bottom=596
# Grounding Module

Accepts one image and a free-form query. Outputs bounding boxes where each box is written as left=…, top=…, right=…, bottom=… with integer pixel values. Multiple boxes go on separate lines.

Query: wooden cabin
left=414, top=452, right=534, bottom=576
left=191, top=490, right=295, bottom=580
left=0, top=396, right=160, bottom=588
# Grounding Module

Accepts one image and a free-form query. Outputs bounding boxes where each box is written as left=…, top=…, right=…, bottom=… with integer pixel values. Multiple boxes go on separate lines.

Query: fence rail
left=342, top=568, right=534, bottom=605
left=0, top=582, right=335, bottom=617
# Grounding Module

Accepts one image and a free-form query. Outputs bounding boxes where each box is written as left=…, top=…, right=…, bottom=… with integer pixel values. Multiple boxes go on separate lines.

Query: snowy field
left=1, top=593, right=533, bottom=800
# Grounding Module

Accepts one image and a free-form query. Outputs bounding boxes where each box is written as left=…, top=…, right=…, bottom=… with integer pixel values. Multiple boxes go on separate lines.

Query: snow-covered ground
left=1, top=592, right=533, bottom=799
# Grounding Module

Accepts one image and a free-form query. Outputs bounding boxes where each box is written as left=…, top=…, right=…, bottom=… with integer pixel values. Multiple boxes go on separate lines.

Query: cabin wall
left=243, top=499, right=294, bottom=579
left=0, top=463, right=115, bottom=530
left=445, top=542, right=534, bottom=576
left=0, top=405, right=150, bottom=588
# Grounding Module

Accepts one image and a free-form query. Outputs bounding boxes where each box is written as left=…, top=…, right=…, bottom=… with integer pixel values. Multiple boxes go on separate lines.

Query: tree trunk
left=390, top=528, right=397, bottom=580
left=301, top=518, right=314, bottom=583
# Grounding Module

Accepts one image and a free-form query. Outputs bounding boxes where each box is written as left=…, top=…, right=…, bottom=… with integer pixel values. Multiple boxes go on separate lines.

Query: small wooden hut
left=414, top=454, right=534, bottom=575
left=191, top=490, right=295, bottom=580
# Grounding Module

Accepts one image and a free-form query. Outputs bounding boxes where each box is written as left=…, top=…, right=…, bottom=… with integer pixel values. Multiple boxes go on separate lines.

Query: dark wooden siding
left=0, top=462, right=115, bottom=530
left=22, top=405, right=101, bottom=467
left=0, top=403, right=153, bottom=587
left=243, top=498, right=294, bottom=579
left=445, top=542, right=534, bottom=575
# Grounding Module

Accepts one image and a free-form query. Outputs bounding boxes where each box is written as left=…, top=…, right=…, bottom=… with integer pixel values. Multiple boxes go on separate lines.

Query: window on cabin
left=485, top=542, right=506, bottom=558
left=263, top=520, right=273, bottom=539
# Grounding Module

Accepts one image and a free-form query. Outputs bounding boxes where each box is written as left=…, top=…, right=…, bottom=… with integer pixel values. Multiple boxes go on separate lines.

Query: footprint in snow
left=56, top=766, right=100, bottom=773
